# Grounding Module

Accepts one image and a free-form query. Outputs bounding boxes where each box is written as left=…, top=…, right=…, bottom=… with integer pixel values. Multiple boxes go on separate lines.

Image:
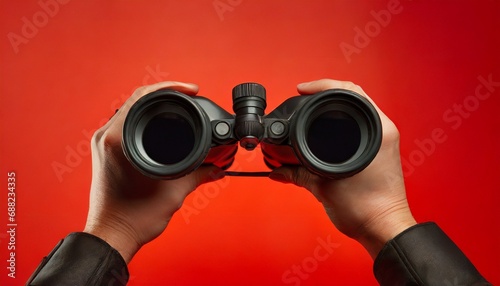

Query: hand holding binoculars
left=122, top=83, right=382, bottom=180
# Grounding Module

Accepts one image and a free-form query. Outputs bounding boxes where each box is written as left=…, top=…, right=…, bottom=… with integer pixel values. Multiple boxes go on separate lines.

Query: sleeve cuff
left=373, top=222, right=490, bottom=286
left=27, top=232, right=129, bottom=286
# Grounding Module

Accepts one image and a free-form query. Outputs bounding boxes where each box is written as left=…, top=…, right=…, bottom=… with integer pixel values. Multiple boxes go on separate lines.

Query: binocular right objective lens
left=288, top=89, right=382, bottom=178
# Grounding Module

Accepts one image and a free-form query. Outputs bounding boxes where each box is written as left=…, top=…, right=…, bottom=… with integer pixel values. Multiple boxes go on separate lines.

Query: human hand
left=269, top=79, right=416, bottom=259
left=84, top=81, right=225, bottom=263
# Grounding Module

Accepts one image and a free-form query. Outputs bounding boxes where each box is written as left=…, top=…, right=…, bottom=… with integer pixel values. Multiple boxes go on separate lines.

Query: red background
left=1, top=1, right=499, bottom=285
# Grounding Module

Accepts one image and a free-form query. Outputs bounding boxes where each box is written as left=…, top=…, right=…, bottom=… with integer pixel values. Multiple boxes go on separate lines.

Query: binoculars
left=122, top=83, right=382, bottom=180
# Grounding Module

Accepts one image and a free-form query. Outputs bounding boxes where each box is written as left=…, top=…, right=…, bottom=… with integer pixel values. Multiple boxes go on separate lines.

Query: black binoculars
left=122, top=83, right=382, bottom=180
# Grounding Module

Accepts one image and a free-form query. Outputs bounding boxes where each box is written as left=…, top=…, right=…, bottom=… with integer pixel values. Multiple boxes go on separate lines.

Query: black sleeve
left=373, top=222, right=491, bottom=286
left=26, top=232, right=129, bottom=286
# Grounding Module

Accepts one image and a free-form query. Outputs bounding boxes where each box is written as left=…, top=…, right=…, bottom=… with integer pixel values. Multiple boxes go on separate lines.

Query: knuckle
left=98, top=128, right=122, bottom=152
left=91, top=127, right=104, bottom=148
left=383, top=121, right=401, bottom=144
left=345, top=81, right=360, bottom=91
left=344, top=81, right=355, bottom=87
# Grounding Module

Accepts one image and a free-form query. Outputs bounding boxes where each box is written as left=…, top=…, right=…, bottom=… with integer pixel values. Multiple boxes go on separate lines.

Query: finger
left=156, top=82, right=200, bottom=96
left=159, top=166, right=225, bottom=204
left=136, top=81, right=199, bottom=97
left=127, top=81, right=199, bottom=109
left=111, top=81, right=199, bottom=122
left=191, top=165, right=226, bottom=187
left=104, top=81, right=199, bottom=137
left=269, top=166, right=319, bottom=189
left=297, top=79, right=390, bottom=121
left=297, top=79, right=366, bottom=96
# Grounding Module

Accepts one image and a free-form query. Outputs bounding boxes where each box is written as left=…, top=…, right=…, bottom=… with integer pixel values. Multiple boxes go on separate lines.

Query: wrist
left=84, top=218, right=141, bottom=263
left=356, top=209, right=417, bottom=260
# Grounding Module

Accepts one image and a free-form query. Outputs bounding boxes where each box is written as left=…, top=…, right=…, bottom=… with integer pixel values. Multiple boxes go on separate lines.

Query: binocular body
left=122, top=83, right=382, bottom=180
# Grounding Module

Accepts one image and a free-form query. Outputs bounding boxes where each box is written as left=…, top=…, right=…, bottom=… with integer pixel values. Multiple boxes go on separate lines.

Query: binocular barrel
left=122, top=83, right=382, bottom=179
